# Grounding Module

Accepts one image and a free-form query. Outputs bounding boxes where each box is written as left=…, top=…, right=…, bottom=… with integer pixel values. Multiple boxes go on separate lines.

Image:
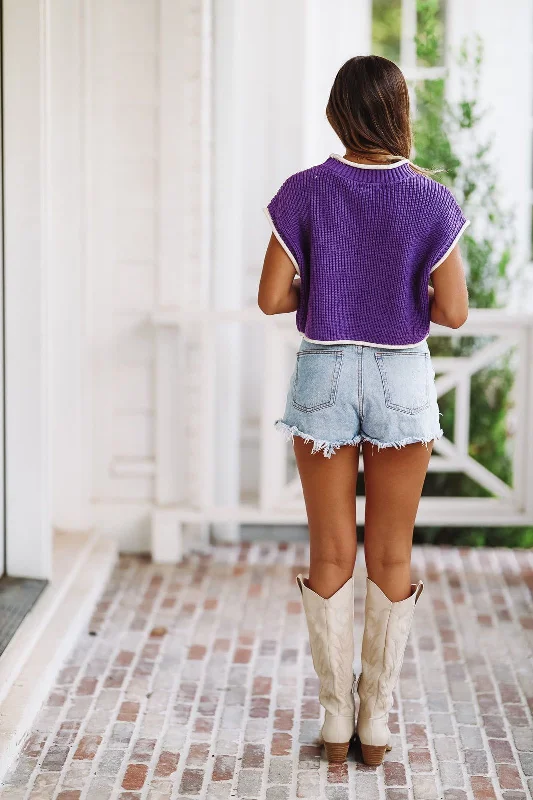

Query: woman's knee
left=311, top=549, right=356, bottom=575
left=367, top=549, right=411, bottom=573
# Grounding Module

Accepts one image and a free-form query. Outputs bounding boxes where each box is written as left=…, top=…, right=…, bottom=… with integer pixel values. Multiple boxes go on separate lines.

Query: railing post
left=525, top=320, right=533, bottom=523
left=260, top=323, right=290, bottom=511
left=152, top=324, right=187, bottom=562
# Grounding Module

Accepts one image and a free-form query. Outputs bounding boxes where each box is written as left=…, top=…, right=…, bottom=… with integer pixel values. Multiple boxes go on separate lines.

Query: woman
left=257, top=55, right=469, bottom=766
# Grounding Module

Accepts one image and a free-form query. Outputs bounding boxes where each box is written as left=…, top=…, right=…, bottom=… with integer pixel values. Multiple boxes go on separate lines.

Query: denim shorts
left=275, top=337, right=443, bottom=458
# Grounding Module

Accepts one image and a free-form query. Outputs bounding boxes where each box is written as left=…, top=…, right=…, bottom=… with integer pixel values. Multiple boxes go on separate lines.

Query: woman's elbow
left=445, top=307, right=469, bottom=329
left=257, top=293, right=279, bottom=315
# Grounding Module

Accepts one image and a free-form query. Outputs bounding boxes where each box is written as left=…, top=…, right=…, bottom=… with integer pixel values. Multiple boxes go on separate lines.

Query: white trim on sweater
left=330, top=153, right=410, bottom=169
left=300, top=333, right=429, bottom=349
left=429, top=219, right=471, bottom=273
left=263, top=207, right=300, bottom=275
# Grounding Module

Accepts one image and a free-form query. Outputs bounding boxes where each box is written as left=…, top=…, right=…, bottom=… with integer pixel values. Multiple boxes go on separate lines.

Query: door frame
left=2, top=0, right=52, bottom=579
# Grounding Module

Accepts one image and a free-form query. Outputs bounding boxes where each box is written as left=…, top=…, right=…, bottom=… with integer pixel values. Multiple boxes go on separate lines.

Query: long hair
left=326, top=55, right=433, bottom=175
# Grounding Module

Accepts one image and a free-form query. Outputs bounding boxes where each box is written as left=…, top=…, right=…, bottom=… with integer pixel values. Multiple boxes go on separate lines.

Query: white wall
left=89, top=0, right=209, bottom=551
left=3, top=0, right=52, bottom=578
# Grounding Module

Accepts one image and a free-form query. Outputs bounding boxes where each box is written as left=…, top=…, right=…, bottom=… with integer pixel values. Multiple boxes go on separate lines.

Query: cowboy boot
left=296, top=573, right=356, bottom=763
left=356, top=577, right=424, bottom=766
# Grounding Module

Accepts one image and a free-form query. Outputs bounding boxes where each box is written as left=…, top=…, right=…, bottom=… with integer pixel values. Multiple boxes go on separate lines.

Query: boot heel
left=361, top=743, right=388, bottom=766
left=324, top=740, right=350, bottom=763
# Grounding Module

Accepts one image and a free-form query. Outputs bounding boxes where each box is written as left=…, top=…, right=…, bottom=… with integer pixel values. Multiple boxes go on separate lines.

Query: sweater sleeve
left=427, top=185, right=470, bottom=274
left=264, top=175, right=306, bottom=275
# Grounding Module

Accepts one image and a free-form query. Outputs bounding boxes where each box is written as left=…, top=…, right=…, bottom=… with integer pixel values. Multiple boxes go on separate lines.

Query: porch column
left=3, top=0, right=52, bottom=578
left=302, top=0, right=373, bottom=165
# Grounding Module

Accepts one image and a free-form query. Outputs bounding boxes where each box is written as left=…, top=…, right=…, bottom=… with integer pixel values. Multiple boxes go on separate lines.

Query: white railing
left=150, top=308, right=533, bottom=562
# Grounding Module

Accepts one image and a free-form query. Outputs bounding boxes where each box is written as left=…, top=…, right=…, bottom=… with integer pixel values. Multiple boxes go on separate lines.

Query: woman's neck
left=343, top=150, right=399, bottom=165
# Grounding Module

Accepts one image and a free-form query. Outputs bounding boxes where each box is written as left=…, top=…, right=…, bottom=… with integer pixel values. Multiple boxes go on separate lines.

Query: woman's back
left=265, top=153, right=469, bottom=348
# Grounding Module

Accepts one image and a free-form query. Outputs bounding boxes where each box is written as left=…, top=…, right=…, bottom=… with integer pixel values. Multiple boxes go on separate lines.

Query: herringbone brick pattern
left=1, top=542, right=533, bottom=799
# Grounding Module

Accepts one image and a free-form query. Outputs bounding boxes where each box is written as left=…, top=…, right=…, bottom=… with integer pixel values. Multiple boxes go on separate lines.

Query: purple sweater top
left=264, top=154, right=470, bottom=348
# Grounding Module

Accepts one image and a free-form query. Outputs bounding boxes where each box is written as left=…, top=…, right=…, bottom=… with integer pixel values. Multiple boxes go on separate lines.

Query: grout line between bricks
left=223, top=546, right=263, bottom=800
left=452, top=547, right=503, bottom=800
left=474, top=548, right=533, bottom=797
left=111, top=563, right=177, bottom=800
left=423, top=544, right=473, bottom=800
left=168, top=552, right=234, bottom=800
left=19, top=556, right=140, bottom=800
left=186, top=548, right=247, bottom=799
left=256, top=549, right=293, bottom=800
left=3, top=543, right=532, bottom=800
left=78, top=557, right=160, bottom=800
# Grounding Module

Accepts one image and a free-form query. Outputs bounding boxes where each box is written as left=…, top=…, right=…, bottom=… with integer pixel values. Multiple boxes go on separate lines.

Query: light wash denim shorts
left=275, top=338, right=443, bottom=458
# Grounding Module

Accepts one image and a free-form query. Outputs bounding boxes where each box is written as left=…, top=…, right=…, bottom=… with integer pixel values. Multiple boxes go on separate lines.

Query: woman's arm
left=258, top=234, right=300, bottom=314
left=429, top=244, right=469, bottom=329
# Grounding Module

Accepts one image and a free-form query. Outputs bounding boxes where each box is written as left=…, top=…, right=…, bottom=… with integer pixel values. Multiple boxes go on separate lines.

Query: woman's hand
left=258, top=234, right=300, bottom=314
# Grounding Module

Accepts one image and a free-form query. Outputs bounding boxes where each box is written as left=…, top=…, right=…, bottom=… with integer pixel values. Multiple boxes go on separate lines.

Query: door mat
left=0, top=577, right=48, bottom=658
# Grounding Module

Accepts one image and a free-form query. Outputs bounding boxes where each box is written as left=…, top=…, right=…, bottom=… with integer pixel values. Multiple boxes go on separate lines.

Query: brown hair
left=326, top=55, right=421, bottom=168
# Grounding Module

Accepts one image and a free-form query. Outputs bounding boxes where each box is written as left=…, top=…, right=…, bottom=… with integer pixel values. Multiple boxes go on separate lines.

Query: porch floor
left=1, top=542, right=533, bottom=800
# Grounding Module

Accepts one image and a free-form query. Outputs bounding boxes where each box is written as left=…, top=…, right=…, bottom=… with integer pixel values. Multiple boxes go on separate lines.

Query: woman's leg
left=356, top=441, right=430, bottom=764
left=294, top=437, right=360, bottom=761
left=293, top=438, right=360, bottom=599
left=362, top=440, right=433, bottom=601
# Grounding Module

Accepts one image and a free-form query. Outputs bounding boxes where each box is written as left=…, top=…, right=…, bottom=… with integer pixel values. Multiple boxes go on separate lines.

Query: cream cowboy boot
left=296, top=573, right=356, bottom=763
left=356, top=577, right=424, bottom=766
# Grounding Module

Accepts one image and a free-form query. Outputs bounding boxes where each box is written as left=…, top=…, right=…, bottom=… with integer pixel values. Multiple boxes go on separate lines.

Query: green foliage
left=372, top=0, right=402, bottom=63
left=416, top=0, right=445, bottom=67
left=414, top=526, right=533, bottom=548
left=411, top=0, right=532, bottom=546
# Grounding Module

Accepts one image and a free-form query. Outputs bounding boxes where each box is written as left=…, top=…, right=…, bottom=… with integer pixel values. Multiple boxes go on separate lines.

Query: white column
left=3, top=0, right=52, bottom=578
left=211, top=0, right=247, bottom=541
left=0, top=32, right=4, bottom=578
left=303, top=0, right=373, bottom=165
left=47, top=0, right=91, bottom=533
left=153, top=0, right=212, bottom=558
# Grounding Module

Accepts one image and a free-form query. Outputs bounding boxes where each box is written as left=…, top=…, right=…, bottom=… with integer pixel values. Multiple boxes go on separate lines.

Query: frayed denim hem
left=359, top=428, right=444, bottom=453
left=274, top=419, right=361, bottom=459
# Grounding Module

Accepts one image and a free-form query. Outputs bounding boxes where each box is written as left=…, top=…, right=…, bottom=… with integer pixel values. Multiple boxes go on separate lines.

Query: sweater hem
left=299, top=332, right=430, bottom=349
left=263, top=207, right=300, bottom=275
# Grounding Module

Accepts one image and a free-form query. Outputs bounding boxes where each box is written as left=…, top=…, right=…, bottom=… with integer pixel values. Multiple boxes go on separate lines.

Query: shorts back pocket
left=375, top=351, right=430, bottom=414
left=292, top=350, right=343, bottom=412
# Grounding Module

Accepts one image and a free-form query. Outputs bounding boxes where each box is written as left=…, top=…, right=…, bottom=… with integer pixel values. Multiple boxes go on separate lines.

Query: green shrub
left=413, top=0, right=531, bottom=546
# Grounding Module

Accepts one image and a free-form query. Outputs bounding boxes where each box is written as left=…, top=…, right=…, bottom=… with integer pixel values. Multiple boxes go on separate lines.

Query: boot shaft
left=296, top=573, right=356, bottom=718
left=357, top=578, right=424, bottom=745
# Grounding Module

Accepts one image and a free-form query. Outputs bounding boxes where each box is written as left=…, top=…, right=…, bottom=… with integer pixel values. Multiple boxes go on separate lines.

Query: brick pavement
left=1, top=542, right=532, bottom=799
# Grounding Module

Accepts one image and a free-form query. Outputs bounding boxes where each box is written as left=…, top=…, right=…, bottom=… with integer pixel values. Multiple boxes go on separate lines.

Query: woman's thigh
left=362, top=440, right=432, bottom=600
left=293, top=438, right=360, bottom=599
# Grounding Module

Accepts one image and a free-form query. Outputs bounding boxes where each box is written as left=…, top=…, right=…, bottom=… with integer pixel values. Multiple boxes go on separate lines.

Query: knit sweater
left=264, top=154, right=470, bottom=348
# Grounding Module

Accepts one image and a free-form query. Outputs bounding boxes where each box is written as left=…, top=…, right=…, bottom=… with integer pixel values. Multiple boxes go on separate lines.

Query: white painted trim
left=3, top=0, right=52, bottom=579
left=429, top=219, right=471, bottom=273
left=0, top=24, right=5, bottom=578
left=330, top=153, right=410, bottom=169
left=0, top=531, right=117, bottom=782
left=151, top=508, right=183, bottom=564
left=212, top=0, right=245, bottom=543
left=300, top=333, right=430, bottom=349
left=92, top=501, right=151, bottom=553
left=135, top=497, right=533, bottom=527
left=48, top=0, right=90, bottom=532
left=88, top=0, right=115, bottom=501
left=263, top=207, right=300, bottom=275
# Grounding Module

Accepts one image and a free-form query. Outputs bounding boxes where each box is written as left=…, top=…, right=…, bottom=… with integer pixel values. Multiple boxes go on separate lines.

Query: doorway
left=0, top=0, right=47, bottom=659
